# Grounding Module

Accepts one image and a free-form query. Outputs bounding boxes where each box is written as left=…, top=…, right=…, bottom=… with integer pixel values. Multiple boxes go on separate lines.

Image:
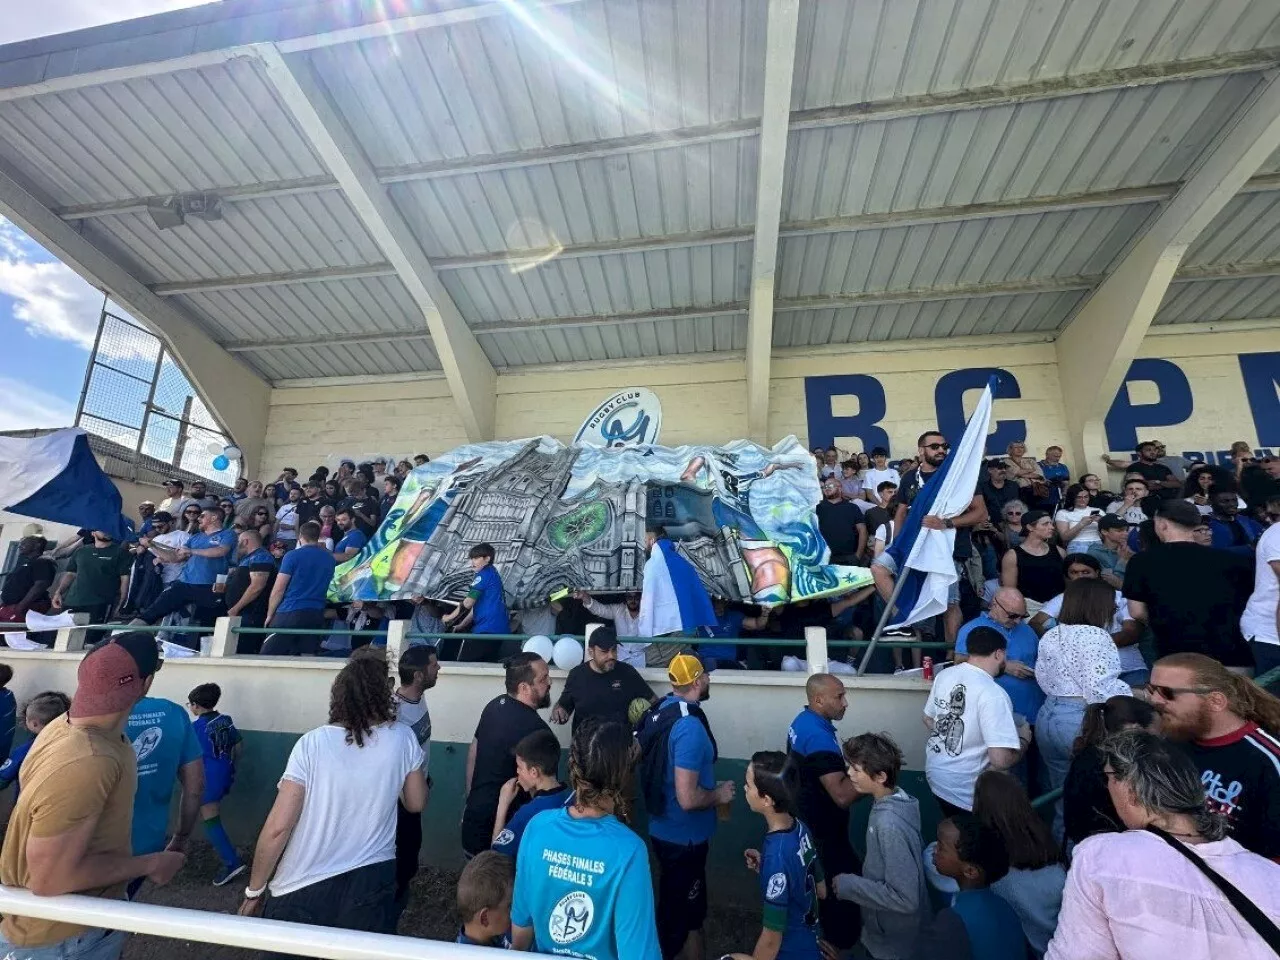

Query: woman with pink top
left=1047, top=730, right=1280, bottom=959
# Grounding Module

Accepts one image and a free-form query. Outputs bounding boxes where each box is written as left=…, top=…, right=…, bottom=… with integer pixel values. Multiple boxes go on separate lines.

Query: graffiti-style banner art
left=330, top=436, right=873, bottom=608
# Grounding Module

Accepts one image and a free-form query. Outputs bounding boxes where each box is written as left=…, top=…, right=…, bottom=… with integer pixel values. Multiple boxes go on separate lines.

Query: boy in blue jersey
left=733, top=750, right=825, bottom=960
left=442, top=542, right=510, bottom=662
left=187, top=683, right=245, bottom=886
left=456, top=850, right=514, bottom=948
left=492, top=728, right=569, bottom=859
left=0, top=691, right=70, bottom=797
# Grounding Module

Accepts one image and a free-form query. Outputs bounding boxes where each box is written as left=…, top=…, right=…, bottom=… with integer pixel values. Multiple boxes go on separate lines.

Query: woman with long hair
left=973, top=771, right=1065, bottom=957
left=511, top=719, right=659, bottom=960
left=237, top=651, right=427, bottom=934
left=1001, top=511, right=1065, bottom=615
left=1035, top=578, right=1133, bottom=840
left=1054, top=485, right=1103, bottom=556
left=1046, top=730, right=1280, bottom=959
left=1062, top=696, right=1158, bottom=847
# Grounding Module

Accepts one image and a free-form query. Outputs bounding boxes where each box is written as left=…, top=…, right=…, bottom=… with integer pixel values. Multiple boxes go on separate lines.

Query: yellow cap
left=667, top=653, right=704, bottom=687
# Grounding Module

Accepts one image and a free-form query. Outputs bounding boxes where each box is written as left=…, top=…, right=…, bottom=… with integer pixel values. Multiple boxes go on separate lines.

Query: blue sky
left=0, top=0, right=214, bottom=431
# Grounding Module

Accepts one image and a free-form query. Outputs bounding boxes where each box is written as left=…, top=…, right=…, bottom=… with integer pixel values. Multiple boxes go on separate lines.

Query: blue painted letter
left=1104, top=358, right=1194, bottom=451
left=804, top=375, right=891, bottom=453
left=1239, top=352, right=1280, bottom=446
left=935, top=368, right=1024, bottom=455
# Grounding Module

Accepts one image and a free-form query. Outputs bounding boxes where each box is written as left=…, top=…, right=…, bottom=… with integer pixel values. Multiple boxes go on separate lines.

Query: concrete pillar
left=53, top=612, right=92, bottom=652
left=804, top=626, right=828, bottom=675
left=210, top=616, right=241, bottom=658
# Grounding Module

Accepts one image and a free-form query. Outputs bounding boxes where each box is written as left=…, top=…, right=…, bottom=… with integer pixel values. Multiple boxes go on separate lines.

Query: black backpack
left=635, top=698, right=717, bottom=819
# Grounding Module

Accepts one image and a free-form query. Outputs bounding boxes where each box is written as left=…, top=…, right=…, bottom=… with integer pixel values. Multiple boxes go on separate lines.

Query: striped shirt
left=1185, top=722, right=1280, bottom=861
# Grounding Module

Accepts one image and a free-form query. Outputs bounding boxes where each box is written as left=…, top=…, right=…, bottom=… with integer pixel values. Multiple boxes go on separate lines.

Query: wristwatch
left=943, top=518, right=955, bottom=530
left=244, top=884, right=267, bottom=900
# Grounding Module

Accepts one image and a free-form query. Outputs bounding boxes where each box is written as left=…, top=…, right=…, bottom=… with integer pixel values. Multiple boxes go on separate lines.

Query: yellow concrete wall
left=257, top=329, right=1277, bottom=478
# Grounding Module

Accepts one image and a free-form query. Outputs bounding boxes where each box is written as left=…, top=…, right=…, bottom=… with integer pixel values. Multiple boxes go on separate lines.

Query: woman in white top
left=1035, top=578, right=1131, bottom=841
left=238, top=653, right=427, bottom=932
left=1054, top=484, right=1103, bottom=555
left=1047, top=729, right=1280, bottom=960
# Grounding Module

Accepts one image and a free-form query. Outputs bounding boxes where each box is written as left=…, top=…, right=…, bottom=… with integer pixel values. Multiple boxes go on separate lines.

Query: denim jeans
left=262, top=859, right=396, bottom=959
left=0, top=928, right=126, bottom=960
left=1036, top=696, right=1086, bottom=843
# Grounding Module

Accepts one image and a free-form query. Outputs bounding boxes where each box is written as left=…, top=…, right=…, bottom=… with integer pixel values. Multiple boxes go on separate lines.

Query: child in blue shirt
left=735, top=750, right=825, bottom=960
left=442, top=542, right=510, bottom=657
left=492, top=728, right=570, bottom=859
left=187, top=683, right=245, bottom=886
left=457, top=850, right=514, bottom=948
left=0, top=691, right=70, bottom=796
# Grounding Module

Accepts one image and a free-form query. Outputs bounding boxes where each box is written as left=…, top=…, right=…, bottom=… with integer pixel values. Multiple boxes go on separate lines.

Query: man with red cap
left=0, top=634, right=186, bottom=960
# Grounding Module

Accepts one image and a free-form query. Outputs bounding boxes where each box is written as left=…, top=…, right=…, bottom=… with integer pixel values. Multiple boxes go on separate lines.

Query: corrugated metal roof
left=793, top=0, right=1280, bottom=109
left=306, top=0, right=767, bottom=168
left=390, top=138, right=759, bottom=259
left=237, top=337, right=441, bottom=382
left=0, top=57, right=322, bottom=207
left=783, top=75, right=1258, bottom=221
left=479, top=313, right=746, bottom=368
left=773, top=291, right=1089, bottom=347
left=1154, top=277, right=1280, bottom=324
left=1183, top=190, right=1280, bottom=266
left=776, top=205, right=1155, bottom=297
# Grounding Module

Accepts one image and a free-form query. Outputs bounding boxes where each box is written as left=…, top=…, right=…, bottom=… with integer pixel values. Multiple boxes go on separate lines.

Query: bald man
left=786, top=673, right=862, bottom=950
left=954, top=587, right=1043, bottom=748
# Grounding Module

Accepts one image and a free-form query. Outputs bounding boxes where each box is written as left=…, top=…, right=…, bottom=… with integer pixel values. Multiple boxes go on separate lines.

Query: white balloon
left=521, top=635, right=554, bottom=662
left=223, top=445, right=243, bottom=461
left=205, top=440, right=223, bottom=455
left=552, top=636, right=584, bottom=671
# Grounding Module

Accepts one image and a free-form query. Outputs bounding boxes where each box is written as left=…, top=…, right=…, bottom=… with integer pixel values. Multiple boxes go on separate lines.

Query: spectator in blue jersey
left=0, top=665, right=14, bottom=765
left=637, top=654, right=734, bottom=960
left=699, top=599, right=767, bottom=669
left=512, top=719, right=660, bottom=960
left=223, top=530, right=275, bottom=642
left=0, top=692, right=70, bottom=797
left=833, top=733, right=930, bottom=960
left=132, top=508, right=237, bottom=646
left=786, top=674, right=861, bottom=954
left=1206, top=486, right=1263, bottom=556
left=331, top=508, right=368, bottom=564
left=125, top=684, right=204, bottom=897
left=729, top=750, right=826, bottom=960
left=491, top=729, right=569, bottom=859
left=443, top=543, right=510, bottom=663
left=457, top=851, right=514, bottom=948
left=261, top=521, right=336, bottom=657
left=187, top=683, right=245, bottom=887
left=914, top=814, right=1028, bottom=960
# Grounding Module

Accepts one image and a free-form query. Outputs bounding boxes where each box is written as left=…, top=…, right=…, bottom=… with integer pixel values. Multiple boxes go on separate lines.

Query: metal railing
left=0, top=886, right=483, bottom=960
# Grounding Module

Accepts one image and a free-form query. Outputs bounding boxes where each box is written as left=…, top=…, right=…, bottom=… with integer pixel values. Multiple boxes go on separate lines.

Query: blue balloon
left=212, top=455, right=230, bottom=470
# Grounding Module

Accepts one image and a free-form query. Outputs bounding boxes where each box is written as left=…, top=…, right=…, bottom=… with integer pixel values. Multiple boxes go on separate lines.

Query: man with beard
left=1206, top=486, right=1263, bottom=556
left=817, top=477, right=866, bottom=564
left=1146, top=652, right=1280, bottom=860
left=574, top=589, right=647, bottom=668
left=639, top=655, right=734, bottom=960
left=550, top=626, right=655, bottom=733
left=393, top=645, right=440, bottom=921
left=460, top=652, right=552, bottom=858
left=787, top=674, right=862, bottom=952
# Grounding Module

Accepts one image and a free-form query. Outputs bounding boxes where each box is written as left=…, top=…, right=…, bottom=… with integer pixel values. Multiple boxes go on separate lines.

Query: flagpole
left=856, top=572, right=910, bottom=676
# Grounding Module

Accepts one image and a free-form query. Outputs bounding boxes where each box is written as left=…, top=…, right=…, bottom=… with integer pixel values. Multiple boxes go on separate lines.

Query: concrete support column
left=804, top=626, right=828, bottom=675
left=210, top=616, right=241, bottom=658
left=1055, top=70, right=1280, bottom=474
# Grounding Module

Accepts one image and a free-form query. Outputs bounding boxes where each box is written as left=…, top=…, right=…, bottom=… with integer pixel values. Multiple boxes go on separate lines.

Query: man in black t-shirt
left=1115, top=441, right=1179, bottom=499
left=1123, top=500, right=1253, bottom=667
left=0, top=536, right=56, bottom=621
left=461, top=653, right=553, bottom=856
left=337, top=478, right=382, bottom=537
left=817, top=477, right=866, bottom=564
left=1148, top=654, right=1280, bottom=860
left=550, top=627, right=656, bottom=733
left=979, top=459, right=1020, bottom=522
left=886, top=430, right=988, bottom=645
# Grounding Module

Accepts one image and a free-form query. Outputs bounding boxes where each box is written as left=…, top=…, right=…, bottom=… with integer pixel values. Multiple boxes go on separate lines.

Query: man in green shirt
left=51, top=531, right=131, bottom=624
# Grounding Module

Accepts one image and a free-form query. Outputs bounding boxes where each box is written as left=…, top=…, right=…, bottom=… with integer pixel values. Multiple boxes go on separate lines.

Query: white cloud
left=0, top=218, right=103, bottom=349
left=0, top=376, right=76, bottom=431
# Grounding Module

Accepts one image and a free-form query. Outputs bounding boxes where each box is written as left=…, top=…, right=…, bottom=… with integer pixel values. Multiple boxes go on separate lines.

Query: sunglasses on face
left=1144, top=682, right=1212, bottom=700
left=993, top=598, right=1028, bottom=621
left=923, top=443, right=950, bottom=452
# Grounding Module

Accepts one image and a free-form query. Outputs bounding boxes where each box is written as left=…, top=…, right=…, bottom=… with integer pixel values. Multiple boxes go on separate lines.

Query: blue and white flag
left=0, top=428, right=133, bottom=541
left=883, top=378, right=998, bottom=629
left=638, top=538, right=717, bottom=638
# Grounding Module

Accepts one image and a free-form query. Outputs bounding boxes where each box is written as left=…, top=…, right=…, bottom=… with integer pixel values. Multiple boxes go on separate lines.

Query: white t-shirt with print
left=923, top=662, right=1020, bottom=810
left=395, top=691, right=432, bottom=774
left=863, top=468, right=901, bottom=499
left=270, top=722, right=423, bottom=896
left=1241, top=523, right=1280, bottom=646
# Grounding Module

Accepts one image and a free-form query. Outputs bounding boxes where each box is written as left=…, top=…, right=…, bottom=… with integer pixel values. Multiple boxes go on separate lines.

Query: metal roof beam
left=153, top=263, right=397, bottom=296
left=258, top=44, right=496, bottom=441
left=0, top=160, right=271, bottom=475
left=1055, top=69, right=1280, bottom=473
left=52, top=53, right=1280, bottom=224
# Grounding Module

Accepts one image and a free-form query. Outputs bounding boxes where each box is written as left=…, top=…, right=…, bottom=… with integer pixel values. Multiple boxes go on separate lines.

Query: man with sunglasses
left=1147, top=652, right=1280, bottom=860
left=131, top=509, right=237, bottom=648
left=887, top=431, right=989, bottom=647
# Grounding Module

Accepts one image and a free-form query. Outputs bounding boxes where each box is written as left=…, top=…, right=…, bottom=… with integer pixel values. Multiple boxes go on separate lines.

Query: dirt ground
left=123, top=843, right=759, bottom=959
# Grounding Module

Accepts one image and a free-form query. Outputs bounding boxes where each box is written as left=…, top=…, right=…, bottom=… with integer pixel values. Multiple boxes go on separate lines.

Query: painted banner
left=330, top=435, right=872, bottom=608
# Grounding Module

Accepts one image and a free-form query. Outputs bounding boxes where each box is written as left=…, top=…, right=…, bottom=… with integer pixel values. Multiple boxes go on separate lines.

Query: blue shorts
left=202, top=764, right=234, bottom=805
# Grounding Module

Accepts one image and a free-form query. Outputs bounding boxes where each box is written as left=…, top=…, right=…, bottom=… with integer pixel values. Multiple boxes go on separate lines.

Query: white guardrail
left=0, top=887, right=488, bottom=960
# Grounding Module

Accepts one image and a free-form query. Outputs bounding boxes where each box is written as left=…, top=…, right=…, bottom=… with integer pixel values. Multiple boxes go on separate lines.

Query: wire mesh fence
left=75, top=303, right=239, bottom=487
